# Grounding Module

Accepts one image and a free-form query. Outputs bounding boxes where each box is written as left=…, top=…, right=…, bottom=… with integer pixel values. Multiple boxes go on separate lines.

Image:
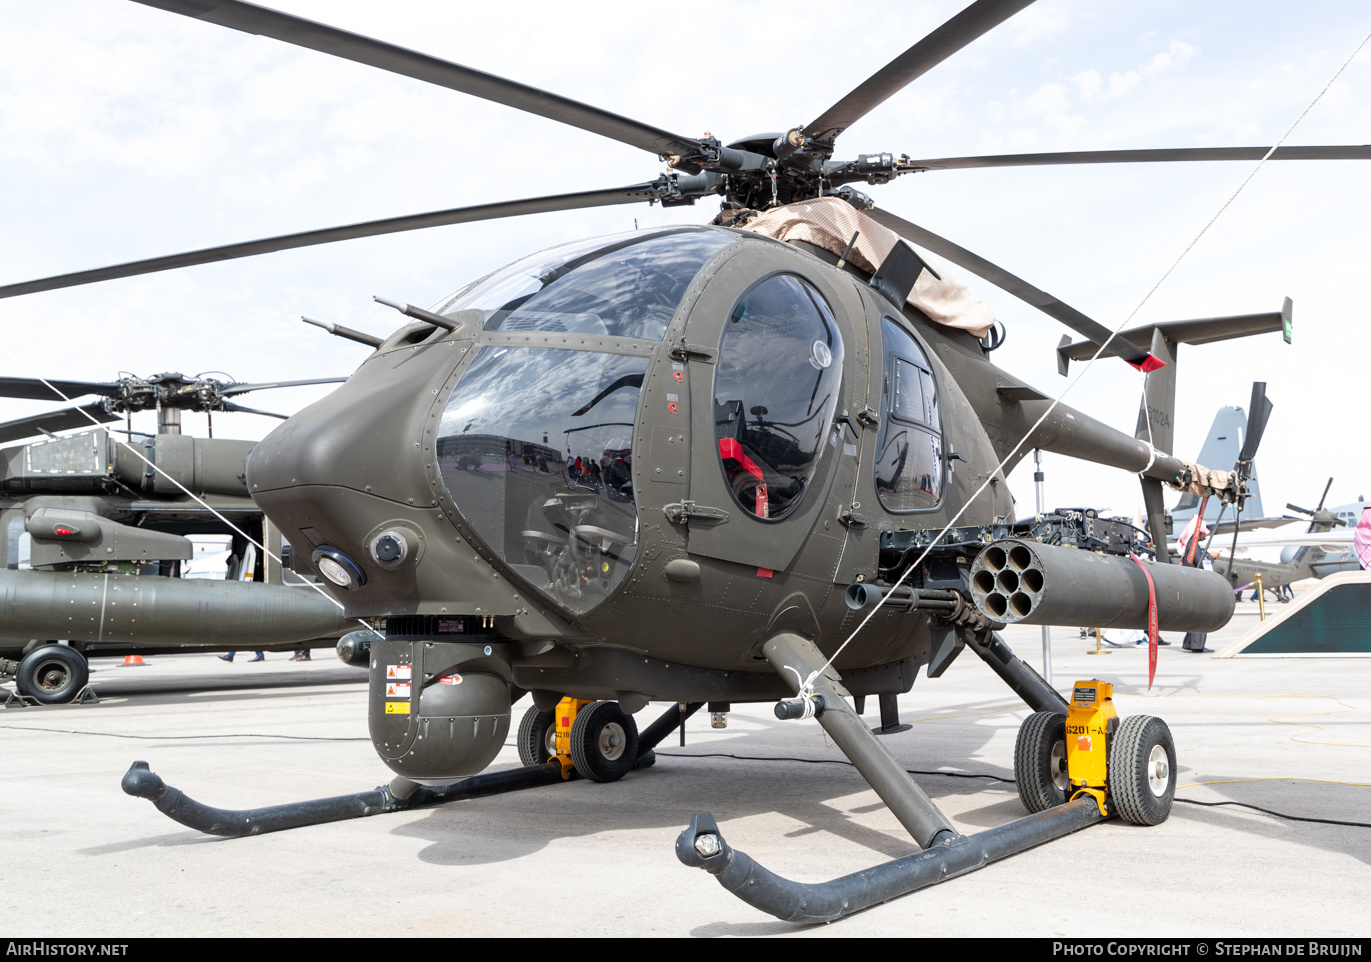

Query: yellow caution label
left=384, top=701, right=411, bottom=715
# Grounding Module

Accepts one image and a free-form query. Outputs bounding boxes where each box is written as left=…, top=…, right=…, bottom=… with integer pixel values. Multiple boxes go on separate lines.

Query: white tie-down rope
left=32, top=376, right=373, bottom=632
left=801, top=29, right=1371, bottom=695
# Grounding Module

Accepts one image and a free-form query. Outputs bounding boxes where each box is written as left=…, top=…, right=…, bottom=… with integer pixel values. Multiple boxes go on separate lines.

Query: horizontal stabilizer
left=1057, top=298, right=1291, bottom=372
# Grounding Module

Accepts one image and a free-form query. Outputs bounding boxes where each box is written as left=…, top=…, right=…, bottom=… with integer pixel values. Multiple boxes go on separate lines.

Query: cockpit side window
left=712, top=273, right=844, bottom=521
left=432, top=228, right=733, bottom=340
left=874, top=317, right=943, bottom=512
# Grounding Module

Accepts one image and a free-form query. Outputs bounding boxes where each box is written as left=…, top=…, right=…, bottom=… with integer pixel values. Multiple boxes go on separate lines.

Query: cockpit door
left=675, top=244, right=864, bottom=572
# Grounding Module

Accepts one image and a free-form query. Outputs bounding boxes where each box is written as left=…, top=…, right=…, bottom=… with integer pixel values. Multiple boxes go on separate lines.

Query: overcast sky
left=2, top=0, right=1367, bottom=525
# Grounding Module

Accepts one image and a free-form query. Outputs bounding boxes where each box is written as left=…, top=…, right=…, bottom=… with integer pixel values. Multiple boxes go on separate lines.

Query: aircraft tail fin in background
left=1172, top=405, right=1265, bottom=528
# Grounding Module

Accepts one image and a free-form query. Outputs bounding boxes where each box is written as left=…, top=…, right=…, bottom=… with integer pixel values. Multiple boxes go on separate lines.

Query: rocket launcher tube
left=969, top=539, right=1234, bottom=633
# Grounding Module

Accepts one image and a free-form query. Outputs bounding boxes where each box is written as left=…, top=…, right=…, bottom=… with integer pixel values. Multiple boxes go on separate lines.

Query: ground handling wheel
left=569, top=700, right=639, bottom=782
left=1108, top=715, right=1177, bottom=825
left=15, top=644, right=89, bottom=705
left=1014, top=711, right=1070, bottom=813
left=516, top=706, right=558, bottom=768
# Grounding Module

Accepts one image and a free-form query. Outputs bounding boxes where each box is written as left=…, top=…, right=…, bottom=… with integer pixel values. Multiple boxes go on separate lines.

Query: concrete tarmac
left=2, top=603, right=1368, bottom=938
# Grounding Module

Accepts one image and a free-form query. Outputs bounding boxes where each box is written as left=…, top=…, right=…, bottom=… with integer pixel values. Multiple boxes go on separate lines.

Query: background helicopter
left=0, top=370, right=353, bottom=703
left=0, top=0, right=1367, bottom=523
left=2, top=0, right=1371, bottom=926
left=1206, top=478, right=1366, bottom=597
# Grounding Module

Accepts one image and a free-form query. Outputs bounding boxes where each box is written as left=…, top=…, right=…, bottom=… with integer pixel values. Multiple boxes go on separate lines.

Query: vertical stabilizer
left=1134, top=327, right=1177, bottom=456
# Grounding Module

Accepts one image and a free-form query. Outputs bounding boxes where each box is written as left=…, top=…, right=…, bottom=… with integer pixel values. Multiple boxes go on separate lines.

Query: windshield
left=436, top=347, right=648, bottom=614
left=431, top=228, right=733, bottom=340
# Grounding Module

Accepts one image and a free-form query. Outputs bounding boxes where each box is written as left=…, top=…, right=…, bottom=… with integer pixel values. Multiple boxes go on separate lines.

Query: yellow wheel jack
left=1065, top=679, right=1117, bottom=816
left=553, top=697, right=593, bottom=779
left=1062, top=679, right=1178, bottom=824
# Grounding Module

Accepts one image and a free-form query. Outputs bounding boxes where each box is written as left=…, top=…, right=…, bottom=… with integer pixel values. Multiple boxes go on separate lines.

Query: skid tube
left=121, top=701, right=703, bottom=838
left=675, top=629, right=1101, bottom=922
left=677, top=797, right=1102, bottom=923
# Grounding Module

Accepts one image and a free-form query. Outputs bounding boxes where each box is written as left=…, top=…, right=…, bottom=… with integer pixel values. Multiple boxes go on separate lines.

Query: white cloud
left=1142, top=40, right=1198, bottom=78
left=1007, top=2, right=1071, bottom=46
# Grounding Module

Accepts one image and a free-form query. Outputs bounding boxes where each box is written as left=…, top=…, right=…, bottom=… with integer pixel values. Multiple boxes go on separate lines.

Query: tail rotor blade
left=1237, top=382, right=1270, bottom=463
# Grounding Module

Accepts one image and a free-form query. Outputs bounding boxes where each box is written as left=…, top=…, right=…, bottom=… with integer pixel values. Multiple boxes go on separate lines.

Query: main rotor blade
left=220, top=377, right=349, bottom=397
left=905, top=145, right=1371, bottom=171
left=806, top=0, right=1036, bottom=145
left=864, top=207, right=1157, bottom=369
left=0, top=185, right=661, bottom=300
left=0, top=404, right=120, bottom=445
left=133, top=0, right=701, bottom=160
left=0, top=376, right=122, bottom=401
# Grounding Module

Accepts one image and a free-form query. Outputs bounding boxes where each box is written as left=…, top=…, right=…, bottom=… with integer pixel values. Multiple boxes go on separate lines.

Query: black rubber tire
left=1108, top=715, right=1176, bottom=826
left=15, top=645, right=89, bottom=705
left=1014, top=711, right=1070, bottom=813
left=569, top=700, right=639, bottom=783
left=516, top=706, right=557, bottom=768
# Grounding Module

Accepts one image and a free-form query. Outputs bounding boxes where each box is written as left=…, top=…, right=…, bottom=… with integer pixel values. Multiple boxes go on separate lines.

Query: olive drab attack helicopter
left=5, top=0, right=1366, bottom=923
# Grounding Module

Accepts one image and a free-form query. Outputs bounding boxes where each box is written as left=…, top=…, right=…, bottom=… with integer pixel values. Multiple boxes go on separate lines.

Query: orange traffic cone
left=122, top=654, right=145, bottom=666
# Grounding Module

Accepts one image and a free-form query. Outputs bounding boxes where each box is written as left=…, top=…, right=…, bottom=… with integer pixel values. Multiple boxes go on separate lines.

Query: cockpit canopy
left=434, top=228, right=735, bottom=615
left=433, top=227, right=734, bottom=339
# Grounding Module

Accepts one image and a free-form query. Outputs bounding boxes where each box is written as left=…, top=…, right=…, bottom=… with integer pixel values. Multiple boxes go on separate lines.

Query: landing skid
left=121, top=701, right=701, bottom=838
left=677, top=799, right=1101, bottom=923
left=676, top=629, right=1110, bottom=922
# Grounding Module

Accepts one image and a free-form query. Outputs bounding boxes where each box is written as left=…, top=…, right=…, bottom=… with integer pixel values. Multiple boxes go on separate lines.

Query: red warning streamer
left=1129, top=554, right=1160, bottom=689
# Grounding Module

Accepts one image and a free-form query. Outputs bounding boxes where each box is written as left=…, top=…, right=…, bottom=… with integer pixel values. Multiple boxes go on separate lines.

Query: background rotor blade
left=1315, top=476, right=1334, bottom=512
left=134, top=0, right=701, bottom=160
left=904, top=145, right=1371, bottom=171
left=219, top=400, right=289, bottom=419
left=1238, top=382, right=1271, bottom=463
left=864, top=207, right=1156, bottom=368
left=0, top=403, right=119, bottom=445
left=0, top=184, right=661, bottom=300
left=0, top=376, right=123, bottom=401
left=806, top=0, right=1036, bottom=144
left=0, top=376, right=122, bottom=401
left=220, top=377, right=349, bottom=397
